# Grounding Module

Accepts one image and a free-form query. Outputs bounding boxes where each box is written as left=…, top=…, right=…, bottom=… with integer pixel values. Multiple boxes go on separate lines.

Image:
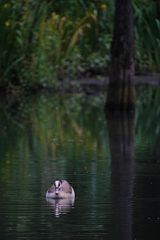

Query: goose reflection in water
left=46, top=179, right=75, bottom=216
left=46, top=197, right=75, bottom=216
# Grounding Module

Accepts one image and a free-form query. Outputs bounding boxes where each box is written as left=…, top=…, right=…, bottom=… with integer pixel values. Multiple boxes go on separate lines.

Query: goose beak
left=55, top=189, right=59, bottom=195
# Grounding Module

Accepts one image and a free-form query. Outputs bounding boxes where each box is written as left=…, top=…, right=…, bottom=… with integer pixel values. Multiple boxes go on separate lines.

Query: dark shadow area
left=106, top=111, right=135, bottom=240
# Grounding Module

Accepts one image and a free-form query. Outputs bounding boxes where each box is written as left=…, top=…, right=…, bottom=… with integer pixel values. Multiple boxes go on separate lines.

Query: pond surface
left=0, top=90, right=160, bottom=240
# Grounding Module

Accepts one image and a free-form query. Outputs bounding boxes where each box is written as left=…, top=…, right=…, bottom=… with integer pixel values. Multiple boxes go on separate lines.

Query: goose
left=46, top=180, right=75, bottom=199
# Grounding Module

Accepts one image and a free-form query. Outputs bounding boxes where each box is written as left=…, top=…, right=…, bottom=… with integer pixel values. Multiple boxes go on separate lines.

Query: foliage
left=133, top=0, right=160, bottom=72
left=29, top=11, right=97, bottom=85
left=0, top=1, right=50, bottom=86
left=0, top=0, right=159, bottom=90
left=0, top=1, right=20, bottom=83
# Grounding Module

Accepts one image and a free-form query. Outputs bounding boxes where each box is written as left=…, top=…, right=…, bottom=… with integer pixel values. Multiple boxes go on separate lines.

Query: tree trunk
left=105, top=0, right=136, bottom=111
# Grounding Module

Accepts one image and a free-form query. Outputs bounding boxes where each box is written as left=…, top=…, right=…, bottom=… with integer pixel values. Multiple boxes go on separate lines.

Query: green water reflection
left=1, top=89, right=160, bottom=239
left=0, top=94, right=111, bottom=240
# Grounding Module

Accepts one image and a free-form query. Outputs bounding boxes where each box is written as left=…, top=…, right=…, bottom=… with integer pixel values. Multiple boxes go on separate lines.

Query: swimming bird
left=46, top=180, right=75, bottom=199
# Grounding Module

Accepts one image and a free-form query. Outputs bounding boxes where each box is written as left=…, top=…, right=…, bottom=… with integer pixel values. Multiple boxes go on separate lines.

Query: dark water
left=0, top=90, right=160, bottom=240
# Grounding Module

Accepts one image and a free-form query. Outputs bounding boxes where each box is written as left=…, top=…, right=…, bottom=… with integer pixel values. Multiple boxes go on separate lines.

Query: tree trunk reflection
left=106, top=112, right=135, bottom=240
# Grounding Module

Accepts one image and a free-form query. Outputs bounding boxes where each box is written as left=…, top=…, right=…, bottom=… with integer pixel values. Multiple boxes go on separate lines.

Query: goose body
left=46, top=180, right=75, bottom=199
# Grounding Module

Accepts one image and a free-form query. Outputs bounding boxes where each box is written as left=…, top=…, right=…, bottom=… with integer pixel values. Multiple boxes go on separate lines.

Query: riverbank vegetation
left=0, top=0, right=159, bottom=91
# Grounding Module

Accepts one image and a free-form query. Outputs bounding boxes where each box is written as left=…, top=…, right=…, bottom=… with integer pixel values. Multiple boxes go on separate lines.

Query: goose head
left=46, top=179, right=75, bottom=200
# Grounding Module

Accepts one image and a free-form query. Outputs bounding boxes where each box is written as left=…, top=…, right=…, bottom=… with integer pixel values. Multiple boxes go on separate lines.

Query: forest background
left=0, top=0, right=159, bottom=92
